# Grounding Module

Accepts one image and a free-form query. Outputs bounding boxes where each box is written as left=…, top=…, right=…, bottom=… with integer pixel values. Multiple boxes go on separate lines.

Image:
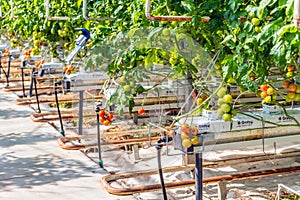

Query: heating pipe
left=145, top=0, right=210, bottom=22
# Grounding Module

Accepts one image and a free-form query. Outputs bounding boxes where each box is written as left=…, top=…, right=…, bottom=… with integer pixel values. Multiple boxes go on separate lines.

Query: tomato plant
left=1, top=0, right=299, bottom=121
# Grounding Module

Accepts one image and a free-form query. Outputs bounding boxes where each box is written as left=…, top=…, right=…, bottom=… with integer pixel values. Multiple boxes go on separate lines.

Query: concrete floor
left=0, top=84, right=136, bottom=200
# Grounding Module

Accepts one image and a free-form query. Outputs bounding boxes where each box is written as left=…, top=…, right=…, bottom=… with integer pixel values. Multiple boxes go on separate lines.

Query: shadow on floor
left=0, top=152, right=94, bottom=190
left=0, top=123, right=57, bottom=148
left=0, top=108, right=31, bottom=119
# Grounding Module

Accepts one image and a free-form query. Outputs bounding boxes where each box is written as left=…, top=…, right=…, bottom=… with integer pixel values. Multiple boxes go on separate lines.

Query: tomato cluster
left=24, top=49, right=33, bottom=59
left=283, top=65, right=300, bottom=102
left=217, top=87, right=236, bottom=121
left=35, top=59, right=45, bottom=68
left=286, top=65, right=297, bottom=78
left=63, top=64, right=75, bottom=75
left=283, top=81, right=300, bottom=102
left=180, top=123, right=199, bottom=148
left=260, top=84, right=276, bottom=104
left=98, top=109, right=113, bottom=126
left=2, top=48, right=10, bottom=57
left=10, top=39, right=18, bottom=48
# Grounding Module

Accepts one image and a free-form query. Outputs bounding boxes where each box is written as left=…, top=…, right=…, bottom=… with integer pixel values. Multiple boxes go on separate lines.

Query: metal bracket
left=0, top=0, right=14, bottom=19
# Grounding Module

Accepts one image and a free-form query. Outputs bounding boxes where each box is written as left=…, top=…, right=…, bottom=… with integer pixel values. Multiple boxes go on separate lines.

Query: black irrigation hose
left=95, top=105, right=103, bottom=168
left=6, top=55, right=11, bottom=86
left=0, top=55, right=2, bottom=78
left=29, top=68, right=35, bottom=97
left=54, top=82, right=65, bottom=137
left=21, top=60, right=26, bottom=98
left=0, top=55, right=9, bottom=86
left=156, top=136, right=173, bottom=200
left=195, top=152, right=203, bottom=200
left=33, top=72, right=41, bottom=113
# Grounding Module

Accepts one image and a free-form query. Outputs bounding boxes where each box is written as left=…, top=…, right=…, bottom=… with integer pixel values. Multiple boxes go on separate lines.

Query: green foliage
left=1, top=0, right=300, bottom=115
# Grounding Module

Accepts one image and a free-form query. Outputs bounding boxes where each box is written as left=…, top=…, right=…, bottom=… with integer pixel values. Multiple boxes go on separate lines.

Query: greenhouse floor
left=1, top=82, right=300, bottom=200
left=0, top=84, right=135, bottom=200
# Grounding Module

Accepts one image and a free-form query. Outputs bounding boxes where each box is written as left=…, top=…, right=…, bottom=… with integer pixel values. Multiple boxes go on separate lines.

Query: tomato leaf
left=128, top=96, right=134, bottom=114
left=285, top=0, right=294, bottom=18
left=241, top=75, right=258, bottom=92
left=136, top=84, right=146, bottom=94
left=77, top=0, right=82, bottom=8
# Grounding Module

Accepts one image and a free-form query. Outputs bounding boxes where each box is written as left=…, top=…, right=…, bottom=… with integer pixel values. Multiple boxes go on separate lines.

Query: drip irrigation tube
left=195, top=152, right=203, bottom=200
left=6, top=55, right=11, bottom=86
left=95, top=105, right=103, bottom=168
left=54, top=81, right=65, bottom=137
left=29, top=68, right=35, bottom=97
left=0, top=55, right=12, bottom=86
left=0, top=55, right=2, bottom=80
left=21, top=60, right=26, bottom=97
left=33, top=71, right=41, bottom=113
left=156, top=136, right=173, bottom=200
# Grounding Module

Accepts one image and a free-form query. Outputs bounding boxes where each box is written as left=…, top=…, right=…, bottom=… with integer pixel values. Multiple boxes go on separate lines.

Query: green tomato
left=231, top=109, right=237, bottom=117
left=217, top=98, right=224, bottom=105
left=119, top=76, right=126, bottom=84
left=223, top=94, right=233, bottom=104
left=251, top=18, right=260, bottom=26
left=264, top=95, right=272, bottom=103
left=123, top=85, right=131, bottom=92
left=217, top=108, right=224, bottom=116
left=222, top=113, right=231, bottom=121
left=162, top=28, right=170, bottom=36
left=220, top=103, right=231, bottom=113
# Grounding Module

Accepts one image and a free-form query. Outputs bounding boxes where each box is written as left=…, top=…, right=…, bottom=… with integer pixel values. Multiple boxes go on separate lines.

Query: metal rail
left=100, top=165, right=300, bottom=195
left=15, top=93, right=103, bottom=105
left=0, top=0, right=14, bottom=19
left=57, top=135, right=162, bottom=150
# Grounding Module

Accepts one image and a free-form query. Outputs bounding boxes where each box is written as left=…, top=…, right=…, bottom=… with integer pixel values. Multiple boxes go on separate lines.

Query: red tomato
left=99, top=110, right=105, bottom=118
left=138, top=108, right=145, bottom=115
left=99, top=117, right=105, bottom=123
left=108, top=113, right=113, bottom=121
left=260, top=84, right=269, bottom=91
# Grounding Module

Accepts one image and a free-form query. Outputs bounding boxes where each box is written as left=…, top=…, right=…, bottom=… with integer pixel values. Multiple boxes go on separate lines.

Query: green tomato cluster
left=119, top=73, right=137, bottom=95
left=217, top=87, right=237, bottom=122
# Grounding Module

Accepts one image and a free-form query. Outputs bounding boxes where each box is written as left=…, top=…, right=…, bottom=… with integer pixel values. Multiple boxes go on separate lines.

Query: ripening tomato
left=138, top=108, right=145, bottom=115
left=103, top=120, right=111, bottom=126
left=99, top=110, right=105, bottom=118
left=63, top=66, right=68, bottom=72
left=260, top=84, right=269, bottom=92
left=260, top=91, right=268, bottom=99
left=108, top=113, right=113, bottom=121
left=100, top=117, right=105, bottom=123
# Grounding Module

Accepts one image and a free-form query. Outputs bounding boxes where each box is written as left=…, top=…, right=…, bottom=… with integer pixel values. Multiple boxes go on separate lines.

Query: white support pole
left=10, top=0, right=14, bottom=19
left=294, top=0, right=300, bottom=28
